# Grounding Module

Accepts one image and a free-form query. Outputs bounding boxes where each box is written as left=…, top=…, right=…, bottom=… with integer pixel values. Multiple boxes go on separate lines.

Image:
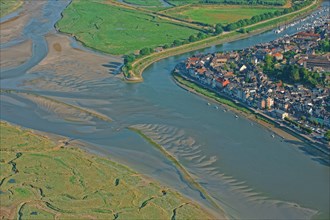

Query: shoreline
left=128, top=0, right=320, bottom=81
left=172, top=73, right=330, bottom=155
left=0, top=0, right=24, bottom=19
left=128, top=126, right=229, bottom=219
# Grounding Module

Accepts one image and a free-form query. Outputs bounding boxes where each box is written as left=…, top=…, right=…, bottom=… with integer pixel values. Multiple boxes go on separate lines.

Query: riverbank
left=0, top=121, right=215, bottom=219
left=129, top=0, right=320, bottom=81
left=172, top=73, right=302, bottom=141
left=172, top=72, right=330, bottom=156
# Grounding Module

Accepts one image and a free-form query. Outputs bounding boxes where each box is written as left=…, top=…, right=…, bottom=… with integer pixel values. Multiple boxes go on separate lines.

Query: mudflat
left=0, top=1, right=45, bottom=43
left=23, top=33, right=122, bottom=92
left=0, top=40, right=32, bottom=69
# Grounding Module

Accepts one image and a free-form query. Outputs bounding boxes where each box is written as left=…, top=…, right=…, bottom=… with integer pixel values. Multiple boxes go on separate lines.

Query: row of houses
left=175, top=21, right=330, bottom=139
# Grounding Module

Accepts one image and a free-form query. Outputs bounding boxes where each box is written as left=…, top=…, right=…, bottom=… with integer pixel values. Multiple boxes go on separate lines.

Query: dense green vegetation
left=56, top=0, right=199, bottom=55
left=0, top=121, right=212, bottom=219
left=325, top=130, right=330, bottom=140
left=168, top=0, right=287, bottom=6
left=263, top=54, right=328, bottom=88
left=163, top=5, right=278, bottom=25
left=122, top=0, right=163, bottom=6
left=0, top=0, right=22, bottom=17
left=316, top=38, right=330, bottom=53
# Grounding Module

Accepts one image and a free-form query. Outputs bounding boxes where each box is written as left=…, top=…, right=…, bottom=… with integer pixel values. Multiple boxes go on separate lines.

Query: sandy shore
left=23, top=33, right=122, bottom=92
left=0, top=1, right=45, bottom=44
left=0, top=39, right=32, bottom=68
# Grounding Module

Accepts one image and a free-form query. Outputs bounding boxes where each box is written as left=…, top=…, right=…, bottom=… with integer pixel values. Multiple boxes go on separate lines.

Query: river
left=0, top=1, right=329, bottom=219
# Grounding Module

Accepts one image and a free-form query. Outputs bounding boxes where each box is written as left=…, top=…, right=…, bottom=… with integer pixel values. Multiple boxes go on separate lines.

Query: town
left=174, top=19, right=330, bottom=147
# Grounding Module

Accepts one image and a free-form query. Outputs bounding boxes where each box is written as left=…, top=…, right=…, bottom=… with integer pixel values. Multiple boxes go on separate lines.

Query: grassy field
left=0, top=0, right=22, bottom=17
left=56, top=0, right=199, bottom=55
left=122, top=0, right=163, bottom=7
left=167, top=0, right=286, bottom=6
left=162, top=5, right=278, bottom=25
left=0, top=121, right=213, bottom=219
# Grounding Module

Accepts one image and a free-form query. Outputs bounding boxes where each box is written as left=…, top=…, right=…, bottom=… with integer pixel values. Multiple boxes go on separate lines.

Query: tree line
left=201, top=0, right=286, bottom=6
left=219, top=0, right=313, bottom=32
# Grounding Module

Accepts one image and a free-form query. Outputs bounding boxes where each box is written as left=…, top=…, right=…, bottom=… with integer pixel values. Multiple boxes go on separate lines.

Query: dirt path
left=103, top=0, right=204, bottom=31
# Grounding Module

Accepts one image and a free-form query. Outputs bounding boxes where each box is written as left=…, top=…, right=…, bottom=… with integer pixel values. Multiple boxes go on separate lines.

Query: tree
left=325, top=130, right=330, bottom=140
left=197, top=32, right=206, bottom=39
left=265, top=54, right=273, bottom=70
left=230, top=62, right=236, bottom=69
left=238, top=28, right=246, bottom=33
left=291, top=67, right=300, bottom=82
left=140, top=48, right=152, bottom=56
left=299, top=68, right=309, bottom=81
left=215, top=24, right=223, bottom=34
left=189, top=35, right=197, bottom=42
left=225, top=23, right=237, bottom=31
left=318, top=38, right=330, bottom=53
left=124, top=54, right=135, bottom=64
left=173, top=39, right=182, bottom=46
left=163, top=44, right=169, bottom=49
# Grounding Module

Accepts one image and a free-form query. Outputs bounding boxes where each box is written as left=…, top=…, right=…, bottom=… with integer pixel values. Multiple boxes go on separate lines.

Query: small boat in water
left=235, top=115, right=239, bottom=118
left=207, top=102, right=211, bottom=106
left=215, top=106, right=219, bottom=109
left=271, top=134, right=275, bottom=138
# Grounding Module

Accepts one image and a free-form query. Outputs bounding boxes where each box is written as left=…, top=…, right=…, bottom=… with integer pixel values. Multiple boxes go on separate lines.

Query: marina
left=274, top=5, right=329, bottom=33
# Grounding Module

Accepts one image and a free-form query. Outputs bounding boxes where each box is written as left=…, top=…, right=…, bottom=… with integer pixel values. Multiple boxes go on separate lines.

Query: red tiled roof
left=216, top=77, right=230, bottom=87
left=273, top=52, right=283, bottom=58
left=197, top=68, right=206, bottom=74
left=189, top=57, right=199, bottom=62
left=296, top=32, right=320, bottom=38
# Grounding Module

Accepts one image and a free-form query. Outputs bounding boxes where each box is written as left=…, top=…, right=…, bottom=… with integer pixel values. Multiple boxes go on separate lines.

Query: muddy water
left=1, top=1, right=329, bottom=219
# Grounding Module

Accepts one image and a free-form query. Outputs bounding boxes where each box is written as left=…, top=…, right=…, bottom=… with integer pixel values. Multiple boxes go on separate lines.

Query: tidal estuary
left=0, top=1, right=329, bottom=219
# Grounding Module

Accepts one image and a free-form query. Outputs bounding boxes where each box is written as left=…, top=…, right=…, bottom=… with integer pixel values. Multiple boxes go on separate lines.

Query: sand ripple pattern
left=1, top=91, right=112, bottom=128
left=131, top=123, right=318, bottom=219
